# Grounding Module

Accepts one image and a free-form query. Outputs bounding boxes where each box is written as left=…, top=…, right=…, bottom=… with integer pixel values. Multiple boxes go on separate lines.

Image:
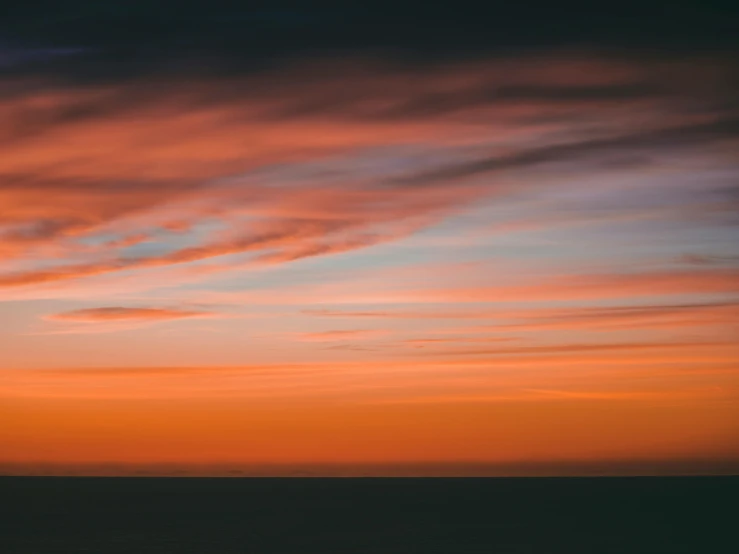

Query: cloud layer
left=1, top=23, right=737, bottom=472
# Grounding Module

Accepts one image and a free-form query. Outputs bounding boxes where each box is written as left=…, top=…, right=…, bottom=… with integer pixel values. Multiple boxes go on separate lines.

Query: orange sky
left=1, top=50, right=738, bottom=476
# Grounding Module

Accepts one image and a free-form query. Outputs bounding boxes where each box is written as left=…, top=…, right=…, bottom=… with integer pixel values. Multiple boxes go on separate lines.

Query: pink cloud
left=0, top=51, right=735, bottom=299
left=46, top=307, right=218, bottom=323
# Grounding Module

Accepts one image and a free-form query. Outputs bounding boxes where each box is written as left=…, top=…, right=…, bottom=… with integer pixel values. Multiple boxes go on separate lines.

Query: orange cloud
left=3, top=339, right=734, bottom=400
left=0, top=181, right=483, bottom=290
left=411, top=268, right=739, bottom=303
left=46, top=307, right=217, bottom=323
left=411, top=340, right=734, bottom=358
left=421, top=301, right=739, bottom=338
left=371, top=386, right=734, bottom=405
left=297, top=329, right=386, bottom=342
left=403, top=337, right=518, bottom=348
left=302, top=308, right=502, bottom=319
left=498, top=301, right=739, bottom=331
left=1, top=52, right=736, bottom=299
left=303, top=300, right=739, bottom=330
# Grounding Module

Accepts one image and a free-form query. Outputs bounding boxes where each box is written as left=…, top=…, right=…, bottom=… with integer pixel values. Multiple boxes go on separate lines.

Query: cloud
left=302, top=308, right=502, bottom=319
left=302, top=300, right=739, bottom=330
left=679, top=254, right=739, bottom=266
left=469, top=268, right=739, bottom=302
left=395, top=117, right=739, bottom=187
left=208, top=267, right=739, bottom=307
left=372, top=386, right=735, bottom=405
left=297, top=329, right=385, bottom=342
left=414, top=339, right=731, bottom=358
left=45, top=306, right=217, bottom=323
left=453, top=301, right=739, bottom=333
left=0, top=49, right=736, bottom=300
left=515, top=302, right=739, bottom=331
left=3, top=340, right=735, bottom=401
left=403, top=337, right=518, bottom=348
left=31, top=305, right=224, bottom=333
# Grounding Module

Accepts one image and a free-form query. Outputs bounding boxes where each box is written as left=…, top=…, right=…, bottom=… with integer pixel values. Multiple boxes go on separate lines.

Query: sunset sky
left=1, top=2, right=738, bottom=476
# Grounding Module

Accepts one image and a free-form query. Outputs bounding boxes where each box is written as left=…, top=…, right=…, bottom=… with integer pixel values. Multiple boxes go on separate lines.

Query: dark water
left=2, top=477, right=736, bottom=553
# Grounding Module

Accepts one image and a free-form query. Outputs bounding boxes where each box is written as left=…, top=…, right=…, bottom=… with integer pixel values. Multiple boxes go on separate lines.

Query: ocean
left=2, top=476, right=736, bottom=553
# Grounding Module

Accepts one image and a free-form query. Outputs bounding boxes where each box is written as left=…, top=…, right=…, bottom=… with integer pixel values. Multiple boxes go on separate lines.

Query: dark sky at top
left=2, top=1, right=738, bottom=81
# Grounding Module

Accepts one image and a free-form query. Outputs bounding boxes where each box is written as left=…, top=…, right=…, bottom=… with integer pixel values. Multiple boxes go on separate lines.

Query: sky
left=0, top=1, right=738, bottom=476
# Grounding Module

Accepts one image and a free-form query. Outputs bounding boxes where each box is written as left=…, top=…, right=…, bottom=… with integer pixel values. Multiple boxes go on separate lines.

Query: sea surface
left=2, top=476, right=736, bottom=553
